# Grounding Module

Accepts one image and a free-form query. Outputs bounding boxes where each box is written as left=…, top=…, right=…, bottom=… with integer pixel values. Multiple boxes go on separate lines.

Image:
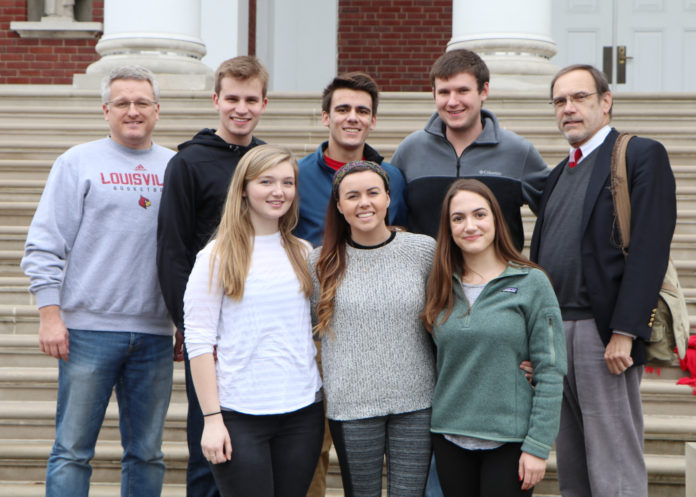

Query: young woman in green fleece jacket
left=422, top=179, right=567, bottom=497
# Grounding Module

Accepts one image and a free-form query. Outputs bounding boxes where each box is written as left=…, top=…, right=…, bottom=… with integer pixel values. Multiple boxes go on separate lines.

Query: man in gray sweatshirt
left=21, top=66, right=175, bottom=497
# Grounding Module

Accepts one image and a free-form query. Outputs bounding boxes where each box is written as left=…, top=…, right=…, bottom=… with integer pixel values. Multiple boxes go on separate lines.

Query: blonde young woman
left=183, top=144, right=323, bottom=497
left=311, top=161, right=437, bottom=497
left=422, top=179, right=567, bottom=497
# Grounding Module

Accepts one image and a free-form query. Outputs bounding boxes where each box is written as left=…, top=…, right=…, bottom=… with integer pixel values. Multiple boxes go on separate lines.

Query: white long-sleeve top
left=184, top=232, right=321, bottom=415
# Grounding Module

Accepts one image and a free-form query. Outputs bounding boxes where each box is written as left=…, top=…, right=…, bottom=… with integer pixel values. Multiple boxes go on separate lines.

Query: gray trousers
left=557, top=319, right=648, bottom=497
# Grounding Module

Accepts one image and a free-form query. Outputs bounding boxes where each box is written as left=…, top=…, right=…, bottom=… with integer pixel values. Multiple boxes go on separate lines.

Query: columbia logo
left=134, top=164, right=146, bottom=171
left=501, top=287, right=518, bottom=293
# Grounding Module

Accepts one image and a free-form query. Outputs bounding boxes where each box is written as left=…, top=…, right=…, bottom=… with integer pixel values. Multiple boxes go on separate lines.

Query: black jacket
left=530, top=129, right=676, bottom=365
left=156, top=129, right=264, bottom=332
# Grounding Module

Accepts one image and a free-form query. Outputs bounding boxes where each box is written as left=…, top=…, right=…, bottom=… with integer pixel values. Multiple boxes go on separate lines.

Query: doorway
left=551, top=0, right=696, bottom=92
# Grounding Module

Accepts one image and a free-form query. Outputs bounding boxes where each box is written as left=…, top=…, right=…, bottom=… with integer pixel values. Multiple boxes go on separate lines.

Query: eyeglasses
left=107, top=99, right=158, bottom=111
left=550, top=92, right=597, bottom=109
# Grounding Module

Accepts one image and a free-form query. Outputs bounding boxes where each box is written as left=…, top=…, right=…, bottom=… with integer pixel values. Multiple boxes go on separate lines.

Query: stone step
left=1, top=155, right=696, bottom=182
left=0, top=400, right=186, bottom=442
left=536, top=451, right=687, bottom=497
left=643, top=415, right=696, bottom=455
left=1, top=303, right=695, bottom=340
left=0, top=203, right=39, bottom=226
left=1, top=135, right=696, bottom=170
left=0, top=88, right=691, bottom=114
left=0, top=438, right=342, bottom=492
left=0, top=285, right=35, bottom=305
left=0, top=366, right=187, bottom=403
left=0, top=444, right=683, bottom=497
left=5, top=175, right=696, bottom=213
left=0, top=360, right=691, bottom=412
left=2, top=120, right=696, bottom=152
left=0, top=304, right=38, bottom=334
left=0, top=483, right=351, bottom=497
left=0, top=226, right=28, bottom=252
left=641, top=379, right=696, bottom=416
left=1, top=393, right=691, bottom=458
left=0, top=482, right=187, bottom=497
left=0, top=439, right=187, bottom=485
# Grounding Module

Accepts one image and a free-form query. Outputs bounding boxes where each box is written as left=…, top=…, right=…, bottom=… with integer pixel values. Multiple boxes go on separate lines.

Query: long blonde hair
left=210, top=144, right=312, bottom=299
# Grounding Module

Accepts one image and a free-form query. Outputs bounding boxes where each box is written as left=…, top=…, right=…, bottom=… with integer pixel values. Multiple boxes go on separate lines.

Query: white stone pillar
left=449, top=0, right=557, bottom=91
left=200, top=0, right=248, bottom=72
left=255, top=0, right=337, bottom=91
left=687, top=443, right=696, bottom=497
left=74, top=0, right=213, bottom=89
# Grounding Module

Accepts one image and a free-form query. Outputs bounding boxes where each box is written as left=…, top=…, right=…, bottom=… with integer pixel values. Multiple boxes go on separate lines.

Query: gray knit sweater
left=310, top=231, right=437, bottom=421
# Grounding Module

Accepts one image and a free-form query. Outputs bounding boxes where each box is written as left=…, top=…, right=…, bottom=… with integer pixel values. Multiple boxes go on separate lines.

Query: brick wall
left=0, top=0, right=102, bottom=85
left=1, top=1, right=451, bottom=90
left=337, top=0, right=452, bottom=91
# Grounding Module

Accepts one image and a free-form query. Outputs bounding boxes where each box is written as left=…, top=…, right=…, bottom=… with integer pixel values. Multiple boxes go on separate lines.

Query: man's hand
left=38, top=305, right=69, bottom=361
left=173, top=330, right=185, bottom=362
left=604, top=333, right=634, bottom=374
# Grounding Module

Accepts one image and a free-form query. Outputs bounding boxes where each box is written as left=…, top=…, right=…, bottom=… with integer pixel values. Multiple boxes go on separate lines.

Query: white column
left=74, top=0, right=213, bottom=89
left=688, top=443, right=696, bottom=497
left=200, top=0, right=248, bottom=72
left=255, top=0, right=337, bottom=91
left=449, top=0, right=557, bottom=91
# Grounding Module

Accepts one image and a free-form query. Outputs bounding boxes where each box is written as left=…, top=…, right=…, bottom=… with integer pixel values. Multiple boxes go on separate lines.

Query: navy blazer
left=530, top=128, right=676, bottom=365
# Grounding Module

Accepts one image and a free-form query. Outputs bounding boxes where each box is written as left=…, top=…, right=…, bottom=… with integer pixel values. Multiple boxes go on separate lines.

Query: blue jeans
left=425, top=453, right=445, bottom=497
left=46, top=329, right=173, bottom=497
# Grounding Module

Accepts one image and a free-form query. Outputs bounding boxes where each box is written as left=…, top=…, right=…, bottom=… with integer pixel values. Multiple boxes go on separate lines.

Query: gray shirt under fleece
left=21, top=137, right=175, bottom=335
left=537, top=148, right=599, bottom=320
left=310, top=231, right=437, bottom=421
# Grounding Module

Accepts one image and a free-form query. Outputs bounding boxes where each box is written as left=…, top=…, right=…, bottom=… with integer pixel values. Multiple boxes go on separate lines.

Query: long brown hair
left=421, top=179, right=542, bottom=332
left=210, top=144, right=312, bottom=300
left=313, top=163, right=391, bottom=334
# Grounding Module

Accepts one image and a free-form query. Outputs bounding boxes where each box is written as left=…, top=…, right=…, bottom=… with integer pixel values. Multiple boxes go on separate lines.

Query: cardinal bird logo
left=139, top=195, right=151, bottom=209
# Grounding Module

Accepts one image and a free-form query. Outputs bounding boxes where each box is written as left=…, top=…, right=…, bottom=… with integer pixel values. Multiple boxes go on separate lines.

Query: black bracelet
left=203, top=411, right=222, bottom=417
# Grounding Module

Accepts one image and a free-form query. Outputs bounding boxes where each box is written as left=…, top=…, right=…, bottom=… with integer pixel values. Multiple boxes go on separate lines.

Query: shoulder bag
left=610, top=132, right=689, bottom=364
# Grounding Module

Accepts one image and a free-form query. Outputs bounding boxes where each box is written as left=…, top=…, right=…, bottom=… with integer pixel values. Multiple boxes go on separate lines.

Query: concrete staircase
left=0, top=85, right=694, bottom=496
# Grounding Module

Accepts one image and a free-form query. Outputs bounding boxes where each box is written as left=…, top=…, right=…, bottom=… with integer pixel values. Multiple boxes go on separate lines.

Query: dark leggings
left=432, top=434, right=534, bottom=497
left=329, top=408, right=432, bottom=497
left=209, top=401, right=324, bottom=497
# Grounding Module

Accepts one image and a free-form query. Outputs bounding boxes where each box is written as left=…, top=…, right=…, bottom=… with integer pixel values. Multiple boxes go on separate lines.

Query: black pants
left=184, top=352, right=220, bottom=497
left=210, top=401, right=324, bottom=497
left=432, top=434, right=533, bottom=497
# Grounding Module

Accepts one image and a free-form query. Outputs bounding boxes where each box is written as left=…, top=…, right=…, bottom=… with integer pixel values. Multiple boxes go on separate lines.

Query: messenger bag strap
left=610, top=132, right=636, bottom=255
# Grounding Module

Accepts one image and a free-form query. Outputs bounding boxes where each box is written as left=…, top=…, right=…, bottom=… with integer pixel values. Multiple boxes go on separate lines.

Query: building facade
left=1, top=0, right=694, bottom=92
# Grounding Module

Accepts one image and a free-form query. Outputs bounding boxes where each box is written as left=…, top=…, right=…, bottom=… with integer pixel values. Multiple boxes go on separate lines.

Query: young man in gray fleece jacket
left=391, top=49, right=549, bottom=251
left=20, top=66, right=175, bottom=497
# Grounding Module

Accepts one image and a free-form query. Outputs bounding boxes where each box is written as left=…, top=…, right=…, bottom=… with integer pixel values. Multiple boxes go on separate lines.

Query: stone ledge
left=0, top=482, right=185, bottom=497
left=10, top=20, right=102, bottom=39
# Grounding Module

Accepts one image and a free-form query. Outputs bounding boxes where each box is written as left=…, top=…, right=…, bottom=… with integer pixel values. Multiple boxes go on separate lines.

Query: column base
left=73, top=72, right=212, bottom=90
left=448, top=35, right=558, bottom=92
left=74, top=34, right=214, bottom=90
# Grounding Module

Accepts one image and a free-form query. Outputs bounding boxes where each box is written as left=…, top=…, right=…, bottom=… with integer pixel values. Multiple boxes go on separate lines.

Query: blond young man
left=156, top=56, right=268, bottom=497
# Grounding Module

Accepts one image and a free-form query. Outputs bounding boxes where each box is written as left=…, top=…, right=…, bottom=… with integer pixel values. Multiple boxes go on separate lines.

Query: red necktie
left=568, top=148, right=582, bottom=168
